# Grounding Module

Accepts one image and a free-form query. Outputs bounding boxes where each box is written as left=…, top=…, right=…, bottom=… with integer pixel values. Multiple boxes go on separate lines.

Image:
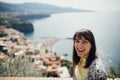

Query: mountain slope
left=0, top=2, right=85, bottom=13
left=0, top=2, right=21, bottom=12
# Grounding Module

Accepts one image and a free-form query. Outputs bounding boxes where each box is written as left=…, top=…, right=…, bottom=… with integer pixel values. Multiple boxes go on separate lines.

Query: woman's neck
left=80, top=58, right=87, bottom=67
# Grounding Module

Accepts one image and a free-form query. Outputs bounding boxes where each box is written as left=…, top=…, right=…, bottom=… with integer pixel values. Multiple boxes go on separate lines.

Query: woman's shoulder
left=90, top=58, right=104, bottom=68
left=88, top=59, right=107, bottom=79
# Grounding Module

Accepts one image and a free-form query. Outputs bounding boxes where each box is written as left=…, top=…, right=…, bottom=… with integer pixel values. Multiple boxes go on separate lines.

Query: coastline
left=0, top=27, right=72, bottom=77
left=37, top=37, right=63, bottom=53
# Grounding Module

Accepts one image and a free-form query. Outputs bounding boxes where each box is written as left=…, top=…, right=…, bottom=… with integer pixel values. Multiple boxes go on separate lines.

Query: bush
left=107, top=65, right=120, bottom=78
left=0, top=59, right=6, bottom=76
left=0, top=56, right=42, bottom=77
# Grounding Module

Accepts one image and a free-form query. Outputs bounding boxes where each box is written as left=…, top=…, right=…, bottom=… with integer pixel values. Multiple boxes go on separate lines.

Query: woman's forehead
left=75, top=36, right=86, bottom=40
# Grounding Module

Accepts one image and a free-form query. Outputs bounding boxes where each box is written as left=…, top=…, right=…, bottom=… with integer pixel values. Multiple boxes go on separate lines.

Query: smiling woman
left=72, top=29, right=107, bottom=80
left=74, top=37, right=92, bottom=59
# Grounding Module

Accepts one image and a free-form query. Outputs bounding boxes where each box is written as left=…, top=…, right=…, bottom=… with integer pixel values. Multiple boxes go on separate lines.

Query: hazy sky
left=0, top=0, right=120, bottom=11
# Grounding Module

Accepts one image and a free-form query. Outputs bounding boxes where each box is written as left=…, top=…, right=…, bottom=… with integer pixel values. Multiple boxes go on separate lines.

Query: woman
left=72, top=29, right=107, bottom=80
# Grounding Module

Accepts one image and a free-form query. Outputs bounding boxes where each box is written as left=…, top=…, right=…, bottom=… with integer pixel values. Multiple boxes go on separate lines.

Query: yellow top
left=74, top=58, right=89, bottom=80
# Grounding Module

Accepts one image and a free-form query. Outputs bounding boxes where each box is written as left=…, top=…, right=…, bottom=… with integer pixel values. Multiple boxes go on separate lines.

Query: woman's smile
left=74, top=37, right=91, bottom=58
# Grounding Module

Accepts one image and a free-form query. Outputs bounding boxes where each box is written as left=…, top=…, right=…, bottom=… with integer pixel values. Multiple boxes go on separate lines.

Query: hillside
left=0, top=1, right=89, bottom=33
left=0, top=2, right=21, bottom=12
left=0, top=2, right=87, bottom=14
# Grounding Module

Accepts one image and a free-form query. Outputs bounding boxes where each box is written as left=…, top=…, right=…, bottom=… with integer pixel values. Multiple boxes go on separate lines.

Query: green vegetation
left=0, top=56, right=42, bottom=77
left=107, top=65, right=120, bottom=78
left=0, top=18, right=26, bottom=26
left=45, top=49, right=49, bottom=54
left=61, top=60, right=73, bottom=77
left=0, top=18, right=34, bottom=33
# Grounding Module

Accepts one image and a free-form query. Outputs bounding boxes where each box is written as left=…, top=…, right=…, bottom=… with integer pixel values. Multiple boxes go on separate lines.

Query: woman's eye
left=83, top=40, right=88, bottom=44
left=75, top=40, right=79, bottom=43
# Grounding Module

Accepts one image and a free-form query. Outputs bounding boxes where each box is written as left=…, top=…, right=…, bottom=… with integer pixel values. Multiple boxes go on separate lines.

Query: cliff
left=10, top=23, right=34, bottom=33
left=0, top=18, right=34, bottom=33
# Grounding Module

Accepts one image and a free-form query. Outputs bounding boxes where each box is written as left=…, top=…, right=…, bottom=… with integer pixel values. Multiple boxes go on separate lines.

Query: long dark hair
left=72, top=29, right=97, bottom=68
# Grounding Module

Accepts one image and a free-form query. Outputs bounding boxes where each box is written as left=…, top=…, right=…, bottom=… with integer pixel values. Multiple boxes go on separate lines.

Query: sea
left=24, top=10, right=120, bottom=71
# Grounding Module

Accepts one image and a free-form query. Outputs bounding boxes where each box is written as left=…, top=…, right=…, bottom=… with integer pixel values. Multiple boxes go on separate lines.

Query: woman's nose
left=78, top=42, right=84, bottom=48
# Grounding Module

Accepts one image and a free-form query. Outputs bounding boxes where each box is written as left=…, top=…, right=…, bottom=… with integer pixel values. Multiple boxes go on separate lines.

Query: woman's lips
left=77, top=48, right=85, bottom=52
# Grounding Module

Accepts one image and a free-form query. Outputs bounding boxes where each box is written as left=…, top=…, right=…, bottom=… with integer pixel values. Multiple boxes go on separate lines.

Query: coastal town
left=0, top=27, right=119, bottom=80
left=0, top=2, right=74, bottom=78
left=0, top=1, right=120, bottom=80
left=0, top=26, right=72, bottom=78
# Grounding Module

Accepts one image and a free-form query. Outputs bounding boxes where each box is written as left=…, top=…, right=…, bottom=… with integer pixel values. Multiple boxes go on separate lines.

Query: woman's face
left=74, top=37, right=92, bottom=59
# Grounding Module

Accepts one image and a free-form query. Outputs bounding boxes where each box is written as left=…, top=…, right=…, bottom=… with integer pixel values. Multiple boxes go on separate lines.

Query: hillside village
left=0, top=2, right=79, bottom=77
left=0, top=1, right=120, bottom=79
left=0, top=26, right=72, bottom=77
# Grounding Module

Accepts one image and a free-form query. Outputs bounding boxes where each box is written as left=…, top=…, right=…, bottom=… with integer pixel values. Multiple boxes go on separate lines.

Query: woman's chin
left=78, top=53, right=84, bottom=57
